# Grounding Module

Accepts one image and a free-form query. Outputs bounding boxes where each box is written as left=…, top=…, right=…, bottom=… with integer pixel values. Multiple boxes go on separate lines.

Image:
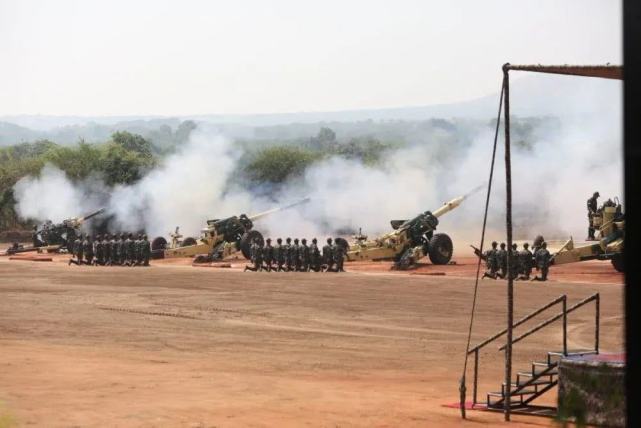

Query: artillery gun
left=335, top=195, right=468, bottom=269
left=151, top=198, right=310, bottom=261
left=552, top=196, right=624, bottom=272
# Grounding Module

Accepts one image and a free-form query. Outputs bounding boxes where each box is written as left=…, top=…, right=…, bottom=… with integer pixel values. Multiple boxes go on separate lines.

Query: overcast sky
left=0, top=0, right=621, bottom=116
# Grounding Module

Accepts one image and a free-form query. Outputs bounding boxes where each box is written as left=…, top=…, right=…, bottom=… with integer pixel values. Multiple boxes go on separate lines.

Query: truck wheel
left=240, top=230, right=264, bottom=259
left=611, top=253, right=624, bottom=272
left=428, top=233, right=453, bottom=265
left=334, top=237, right=349, bottom=252
left=181, top=237, right=197, bottom=247
left=151, top=236, right=167, bottom=251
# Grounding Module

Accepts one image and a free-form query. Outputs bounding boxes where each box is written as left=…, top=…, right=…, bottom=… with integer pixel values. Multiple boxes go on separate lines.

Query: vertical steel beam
left=502, top=63, right=513, bottom=422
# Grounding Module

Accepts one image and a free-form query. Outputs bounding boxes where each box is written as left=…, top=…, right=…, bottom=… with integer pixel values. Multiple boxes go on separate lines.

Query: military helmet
left=491, top=241, right=498, bottom=247
left=277, top=238, right=282, bottom=243
left=138, top=233, right=142, bottom=239
left=294, top=238, right=299, bottom=244
left=286, top=237, right=291, bottom=243
left=128, top=232, right=133, bottom=238
left=523, top=242, right=529, bottom=248
left=500, top=242, right=506, bottom=248
left=594, top=191, right=600, bottom=197
left=301, top=238, right=307, bottom=243
left=512, top=243, right=517, bottom=249
left=327, top=237, right=333, bottom=244
left=266, top=238, right=271, bottom=242
left=312, top=238, right=317, bottom=243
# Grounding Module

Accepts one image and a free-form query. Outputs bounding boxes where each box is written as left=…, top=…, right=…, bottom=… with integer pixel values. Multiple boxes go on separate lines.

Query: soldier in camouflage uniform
left=532, top=242, right=553, bottom=281
left=83, top=235, right=94, bottom=266
left=322, top=238, right=335, bottom=272
left=291, top=238, right=301, bottom=272
left=111, top=234, right=120, bottom=266
left=519, top=242, right=534, bottom=280
left=274, top=238, right=284, bottom=271
left=244, top=239, right=263, bottom=272
left=117, top=233, right=126, bottom=265
left=532, top=235, right=545, bottom=255
left=284, top=237, right=293, bottom=272
left=135, top=234, right=144, bottom=266
left=69, top=234, right=84, bottom=265
left=309, top=238, right=321, bottom=272
left=333, top=240, right=345, bottom=272
left=103, top=234, right=112, bottom=265
left=480, top=241, right=499, bottom=279
left=122, top=233, right=132, bottom=266
left=497, top=242, right=507, bottom=279
left=94, top=235, right=104, bottom=265
left=299, top=238, right=310, bottom=272
left=587, top=191, right=600, bottom=240
left=263, top=238, right=274, bottom=272
left=142, top=234, right=151, bottom=266
left=508, top=243, right=521, bottom=280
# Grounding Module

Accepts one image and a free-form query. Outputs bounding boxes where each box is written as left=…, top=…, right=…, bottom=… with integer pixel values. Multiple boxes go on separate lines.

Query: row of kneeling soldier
left=477, top=240, right=553, bottom=281
left=68, top=233, right=151, bottom=266
left=244, top=237, right=345, bottom=272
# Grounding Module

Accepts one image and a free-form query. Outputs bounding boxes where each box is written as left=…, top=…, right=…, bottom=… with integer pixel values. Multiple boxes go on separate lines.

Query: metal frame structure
left=500, top=63, right=622, bottom=421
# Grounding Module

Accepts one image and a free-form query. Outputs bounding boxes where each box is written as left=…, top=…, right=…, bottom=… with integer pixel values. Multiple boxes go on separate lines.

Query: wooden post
left=502, top=63, right=513, bottom=421
left=562, top=296, right=568, bottom=356
left=596, top=293, right=600, bottom=353
left=473, top=349, right=479, bottom=406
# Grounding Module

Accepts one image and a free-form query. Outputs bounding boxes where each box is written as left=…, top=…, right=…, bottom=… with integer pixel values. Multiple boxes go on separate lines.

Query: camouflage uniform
left=333, top=241, right=345, bottom=272
left=309, top=238, right=321, bottom=272
left=125, top=233, right=135, bottom=266
left=135, top=234, right=144, bottom=265
left=587, top=191, right=599, bottom=240
left=284, top=238, right=293, bottom=272
left=112, top=234, right=121, bottom=265
left=322, top=238, right=334, bottom=272
left=103, top=234, right=112, bottom=265
left=244, top=240, right=263, bottom=272
left=94, top=235, right=104, bottom=265
left=508, top=243, right=520, bottom=280
left=497, top=243, right=507, bottom=279
left=142, top=235, right=151, bottom=266
left=69, top=235, right=84, bottom=265
left=274, top=238, right=284, bottom=272
left=481, top=241, right=499, bottom=279
left=291, top=239, right=301, bottom=272
left=263, top=238, right=274, bottom=272
left=532, top=243, right=552, bottom=281
left=83, top=236, right=94, bottom=265
left=519, top=243, right=534, bottom=280
left=299, top=239, right=310, bottom=272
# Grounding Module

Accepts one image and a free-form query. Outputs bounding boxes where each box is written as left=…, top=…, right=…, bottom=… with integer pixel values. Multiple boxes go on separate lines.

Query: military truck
left=552, top=196, right=624, bottom=272
left=151, top=198, right=310, bottom=261
left=334, top=195, right=468, bottom=269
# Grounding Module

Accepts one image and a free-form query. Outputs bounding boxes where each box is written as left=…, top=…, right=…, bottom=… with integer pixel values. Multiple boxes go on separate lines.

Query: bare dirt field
left=0, top=252, right=624, bottom=427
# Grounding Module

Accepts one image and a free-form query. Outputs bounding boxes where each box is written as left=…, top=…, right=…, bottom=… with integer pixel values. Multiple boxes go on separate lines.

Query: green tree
left=111, top=131, right=153, bottom=158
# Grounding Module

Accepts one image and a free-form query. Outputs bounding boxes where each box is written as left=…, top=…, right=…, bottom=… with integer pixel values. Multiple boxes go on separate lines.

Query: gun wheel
left=428, top=233, right=453, bottom=265
left=611, top=252, right=624, bottom=272
left=240, top=230, right=264, bottom=260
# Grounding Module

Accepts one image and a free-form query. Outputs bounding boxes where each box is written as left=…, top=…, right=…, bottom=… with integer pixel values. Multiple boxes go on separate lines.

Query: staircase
left=465, top=294, right=600, bottom=417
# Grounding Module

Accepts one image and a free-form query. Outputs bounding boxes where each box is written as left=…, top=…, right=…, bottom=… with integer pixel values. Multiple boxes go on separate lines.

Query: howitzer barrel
left=432, top=196, right=465, bottom=218
left=247, top=197, right=311, bottom=221
left=79, top=208, right=106, bottom=222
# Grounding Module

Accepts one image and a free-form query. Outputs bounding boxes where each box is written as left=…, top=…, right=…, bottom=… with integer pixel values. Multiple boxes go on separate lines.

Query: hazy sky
left=0, top=0, right=621, bottom=116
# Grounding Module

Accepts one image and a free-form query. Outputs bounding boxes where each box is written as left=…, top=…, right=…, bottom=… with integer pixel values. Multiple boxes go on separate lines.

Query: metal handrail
left=468, top=295, right=566, bottom=354
left=498, top=293, right=600, bottom=351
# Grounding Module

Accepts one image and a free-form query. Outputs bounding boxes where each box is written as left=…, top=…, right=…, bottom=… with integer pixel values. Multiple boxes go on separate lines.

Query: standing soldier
left=291, top=238, right=301, bottom=272
left=274, top=238, right=284, bottom=272
left=118, top=233, right=126, bottom=265
left=125, top=233, right=135, bottom=266
left=263, top=238, right=274, bottom=272
left=83, top=235, right=94, bottom=266
left=244, top=239, right=263, bottom=272
left=532, top=242, right=553, bottom=281
left=322, top=238, right=335, bottom=272
left=142, top=234, right=151, bottom=266
left=94, top=235, right=104, bottom=266
left=112, top=234, right=121, bottom=266
left=300, top=238, right=310, bottom=272
left=587, top=191, right=600, bottom=240
left=480, top=241, right=499, bottom=279
left=334, top=240, right=346, bottom=272
left=497, top=242, right=507, bottom=279
left=532, top=235, right=545, bottom=255
left=103, top=234, right=112, bottom=265
left=284, top=237, right=293, bottom=272
left=310, top=238, right=321, bottom=272
left=69, top=234, right=84, bottom=265
left=135, top=234, right=144, bottom=266
left=509, top=243, right=520, bottom=280
left=519, top=242, right=534, bottom=280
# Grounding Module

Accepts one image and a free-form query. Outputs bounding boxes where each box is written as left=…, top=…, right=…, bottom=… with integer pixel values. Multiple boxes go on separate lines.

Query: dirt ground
left=0, top=251, right=624, bottom=427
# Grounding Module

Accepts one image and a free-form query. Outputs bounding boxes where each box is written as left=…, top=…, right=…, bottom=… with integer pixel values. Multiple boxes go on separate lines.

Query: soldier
left=103, top=234, right=112, bottom=265
left=69, top=233, right=84, bottom=265
left=141, top=234, right=151, bottom=266
left=244, top=239, right=263, bottom=272
left=284, top=237, right=293, bottom=272
left=117, top=233, right=126, bottom=265
left=274, top=238, right=284, bottom=272
left=299, top=238, right=310, bottom=272
left=334, top=240, right=345, bottom=272
left=532, top=235, right=545, bottom=254
left=309, top=238, right=321, bottom=272
left=587, top=191, right=600, bottom=240
left=322, top=238, right=335, bottom=272
left=291, top=238, right=301, bottom=272
left=111, top=234, right=121, bottom=266
left=508, top=243, right=521, bottom=280
left=263, top=238, right=274, bottom=271
left=94, top=235, right=104, bottom=266
left=519, top=242, right=534, bottom=280
left=83, top=235, right=94, bottom=265
left=480, top=241, right=499, bottom=279
left=135, top=234, right=144, bottom=266
left=532, top=242, right=553, bottom=281
left=124, top=232, right=134, bottom=266
left=497, top=242, right=507, bottom=279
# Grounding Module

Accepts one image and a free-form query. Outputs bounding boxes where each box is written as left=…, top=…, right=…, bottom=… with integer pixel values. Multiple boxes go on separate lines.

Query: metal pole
left=594, top=293, right=601, bottom=354
left=473, top=349, right=479, bottom=406
left=502, top=63, right=513, bottom=422
left=562, top=296, right=568, bottom=356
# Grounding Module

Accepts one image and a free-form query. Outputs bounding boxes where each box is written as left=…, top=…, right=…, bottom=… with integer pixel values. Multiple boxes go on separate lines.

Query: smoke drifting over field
left=12, top=77, right=623, bottom=247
